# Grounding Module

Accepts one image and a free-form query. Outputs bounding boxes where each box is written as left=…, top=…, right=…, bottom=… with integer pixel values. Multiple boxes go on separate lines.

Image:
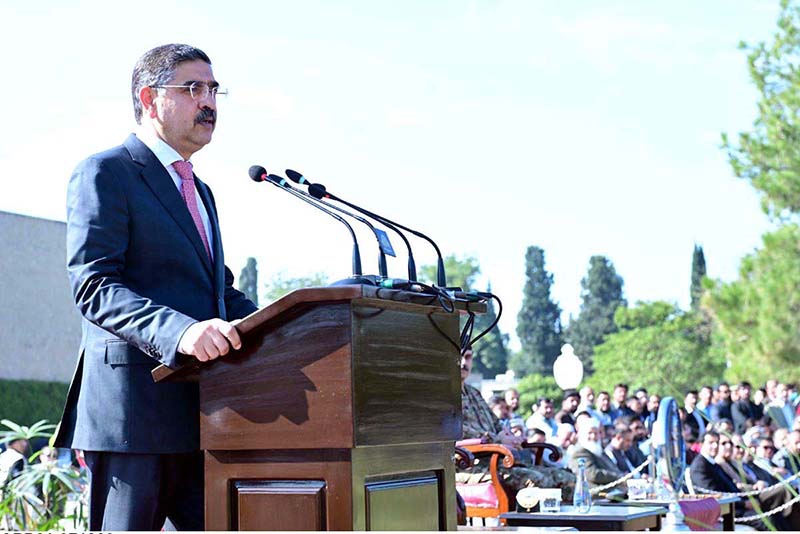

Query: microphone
left=286, top=170, right=419, bottom=283
left=283, top=169, right=397, bottom=279
left=248, top=165, right=375, bottom=286
left=288, top=169, right=446, bottom=287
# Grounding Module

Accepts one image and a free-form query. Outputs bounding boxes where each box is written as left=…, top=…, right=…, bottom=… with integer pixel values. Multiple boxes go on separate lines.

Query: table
left=599, top=495, right=739, bottom=531
left=500, top=505, right=666, bottom=531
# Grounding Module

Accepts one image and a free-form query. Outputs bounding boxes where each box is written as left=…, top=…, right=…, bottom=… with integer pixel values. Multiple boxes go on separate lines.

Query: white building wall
left=0, top=211, right=81, bottom=382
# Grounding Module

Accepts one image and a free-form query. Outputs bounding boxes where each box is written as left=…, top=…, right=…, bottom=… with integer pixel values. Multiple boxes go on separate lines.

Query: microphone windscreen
left=285, top=169, right=303, bottom=184
left=308, top=183, right=327, bottom=199
left=248, top=165, right=267, bottom=182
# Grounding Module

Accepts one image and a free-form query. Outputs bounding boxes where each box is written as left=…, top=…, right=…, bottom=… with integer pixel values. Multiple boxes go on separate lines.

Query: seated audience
left=691, top=431, right=799, bottom=531
left=458, top=348, right=575, bottom=499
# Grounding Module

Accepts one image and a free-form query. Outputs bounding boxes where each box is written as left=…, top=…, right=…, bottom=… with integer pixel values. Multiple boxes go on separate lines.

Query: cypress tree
left=565, top=255, right=626, bottom=373
left=513, top=246, right=563, bottom=376
left=690, top=244, right=707, bottom=310
left=239, top=257, right=259, bottom=306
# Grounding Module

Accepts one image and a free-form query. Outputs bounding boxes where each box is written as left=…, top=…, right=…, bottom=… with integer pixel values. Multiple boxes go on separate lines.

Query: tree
left=513, top=246, right=562, bottom=376
left=705, top=224, right=800, bottom=384
left=263, top=271, right=329, bottom=302
left=712, top=2, right=800, bottom=384
left=238, top=257, right=259, bottom=306
left=419, top=254, right=480, bottom=290
left=565, top=256, right=626, bottom=374
left=722, top=0, right=800, bottom=220
left=589, top=302, right=726, bottom=398
left=690, top=244, right=707, bottom=311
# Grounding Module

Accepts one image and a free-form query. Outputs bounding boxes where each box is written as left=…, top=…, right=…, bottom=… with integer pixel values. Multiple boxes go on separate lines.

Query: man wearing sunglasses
left=54, top=44, right=257, bottom=530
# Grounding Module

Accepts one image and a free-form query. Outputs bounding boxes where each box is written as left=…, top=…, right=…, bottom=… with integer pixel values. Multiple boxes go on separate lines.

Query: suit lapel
left=124, top=134, right=214, bottom=280
left=195, top=178, right=228, bottom=320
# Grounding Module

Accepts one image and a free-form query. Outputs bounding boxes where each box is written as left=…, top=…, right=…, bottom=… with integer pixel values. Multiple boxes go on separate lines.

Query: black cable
left=460, top=292, right=503, bottom=350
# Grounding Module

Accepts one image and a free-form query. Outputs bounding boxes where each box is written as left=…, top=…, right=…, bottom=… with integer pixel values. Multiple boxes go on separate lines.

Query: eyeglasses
left=760, top=445, right=776, bottom=451
left=151, top=81, right=227, bottom=100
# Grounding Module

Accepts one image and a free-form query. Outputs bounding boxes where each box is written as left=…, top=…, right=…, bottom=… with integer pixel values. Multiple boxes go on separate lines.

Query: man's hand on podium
left=178, top=319, right=243, bottom=362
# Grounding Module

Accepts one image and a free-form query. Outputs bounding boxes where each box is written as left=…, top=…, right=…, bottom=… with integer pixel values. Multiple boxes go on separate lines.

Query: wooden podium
left=155, top=285, right=472, bottom=530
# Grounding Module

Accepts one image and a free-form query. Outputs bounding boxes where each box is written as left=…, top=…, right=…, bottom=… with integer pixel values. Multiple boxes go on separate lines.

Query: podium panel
left=169, top=287, right=468, bottom=530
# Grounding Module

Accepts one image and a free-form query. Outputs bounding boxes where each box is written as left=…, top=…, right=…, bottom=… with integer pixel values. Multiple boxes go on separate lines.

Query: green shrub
left=0, top=380, right=68, bottom=427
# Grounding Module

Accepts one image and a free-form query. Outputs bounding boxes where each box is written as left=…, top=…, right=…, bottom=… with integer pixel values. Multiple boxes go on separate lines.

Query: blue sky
left=0, top=1, right=781, bottom=350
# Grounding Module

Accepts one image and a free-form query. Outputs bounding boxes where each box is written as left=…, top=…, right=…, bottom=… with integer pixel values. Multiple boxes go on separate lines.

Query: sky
left=0, top=1, right=782, bottom=350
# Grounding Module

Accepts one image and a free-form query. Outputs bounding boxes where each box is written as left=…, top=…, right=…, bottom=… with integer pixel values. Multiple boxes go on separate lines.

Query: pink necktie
left=172, top=160, right=212, bottom=260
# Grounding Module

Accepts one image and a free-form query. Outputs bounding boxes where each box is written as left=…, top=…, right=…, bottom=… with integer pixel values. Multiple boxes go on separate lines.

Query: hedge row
left=0, top=379, right=69, bottom=427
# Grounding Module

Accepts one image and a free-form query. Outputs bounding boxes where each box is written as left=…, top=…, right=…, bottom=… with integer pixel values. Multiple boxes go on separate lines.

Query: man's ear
left=139, top=86, right=158, bottom=119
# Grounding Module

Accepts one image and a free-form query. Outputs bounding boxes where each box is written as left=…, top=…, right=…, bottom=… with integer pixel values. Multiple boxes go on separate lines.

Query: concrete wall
left=0, top=211, right=81, bottom=382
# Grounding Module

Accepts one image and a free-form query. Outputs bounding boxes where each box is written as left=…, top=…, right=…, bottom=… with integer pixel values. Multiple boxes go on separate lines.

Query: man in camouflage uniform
left=457, top=347, right=575, bottom=500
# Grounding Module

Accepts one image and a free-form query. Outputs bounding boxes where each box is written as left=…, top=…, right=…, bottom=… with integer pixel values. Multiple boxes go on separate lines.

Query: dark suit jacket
left=604, top=445, right=633, bottom=473
left=689, top=454, right=740, bottom=495
left=731, top=400, right=757, bottom=434
left=54, top=134, right=258, bottom=454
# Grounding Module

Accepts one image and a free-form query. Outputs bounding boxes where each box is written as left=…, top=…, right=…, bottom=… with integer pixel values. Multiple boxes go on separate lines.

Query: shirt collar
left=136, top=128, right=188, bottom=167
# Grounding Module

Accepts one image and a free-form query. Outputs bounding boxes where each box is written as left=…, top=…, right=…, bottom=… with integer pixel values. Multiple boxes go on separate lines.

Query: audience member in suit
left=732, top=382, right=759, bottom=435
left=684, top=390, right=707, bottom=441
left=620, top=416, right=649, bottom=468
left=710, top=382, right=733, bottom=423
left=604, top=427, right=639, bottom=477
left=692, top=432, right=800, bottom=530
left=716, top=434, right=800, bottom=530
left=53, top=44, right=258, bottom=530
left=609, top=384, right=635, bottom=422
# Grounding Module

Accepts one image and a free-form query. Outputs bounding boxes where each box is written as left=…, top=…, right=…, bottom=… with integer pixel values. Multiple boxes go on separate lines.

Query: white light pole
left=552, top=344, right=583, bottom=390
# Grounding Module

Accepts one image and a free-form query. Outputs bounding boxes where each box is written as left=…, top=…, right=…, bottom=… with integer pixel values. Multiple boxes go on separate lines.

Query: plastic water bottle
left=573, top=457, right=592, bottom=513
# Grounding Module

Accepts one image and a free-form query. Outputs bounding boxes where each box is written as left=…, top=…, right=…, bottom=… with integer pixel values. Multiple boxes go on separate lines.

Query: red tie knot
left=172, top=160, right=194, bottom=182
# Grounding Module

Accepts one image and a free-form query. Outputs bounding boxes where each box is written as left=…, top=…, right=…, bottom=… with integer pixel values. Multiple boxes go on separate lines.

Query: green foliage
left=690, top=245, right=707, bottom=311
left=0, top=420, right=88, bottom=530
left=514, top=246, right=563, bottom=375
left=0, top=420, right=57, bottom=446
left=589, top=301, right=726, bottom=399
left=722, top=0, right=800, bottom=220
left=515, top=374, right=563, bottom=417
left=565, top=256, right=626, bottom=374
left=705, top=224, right=800, bottom=384
left=0, top=380, right=68, bottom=427
left=238, top=257, right=259, bottom=306
left=419, top=254, right=480, bottom=290
left=263, top=270, right=329, bottom=302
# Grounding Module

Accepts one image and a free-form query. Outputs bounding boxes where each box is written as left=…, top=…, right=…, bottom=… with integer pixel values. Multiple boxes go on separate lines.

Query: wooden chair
left=455, top=441, right=561, bottom=524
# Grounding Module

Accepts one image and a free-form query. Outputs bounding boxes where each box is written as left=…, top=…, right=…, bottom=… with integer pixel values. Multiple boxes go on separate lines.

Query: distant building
left=0, top=211, right=81, bottom=382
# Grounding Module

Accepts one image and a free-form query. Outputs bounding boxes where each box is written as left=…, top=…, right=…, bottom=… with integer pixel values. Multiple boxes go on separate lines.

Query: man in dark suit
left=691, top=431, right=796, bottom=530
left=54, top=44, right=258, bottom=530
left=731, top=382, right=758, bottom=435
